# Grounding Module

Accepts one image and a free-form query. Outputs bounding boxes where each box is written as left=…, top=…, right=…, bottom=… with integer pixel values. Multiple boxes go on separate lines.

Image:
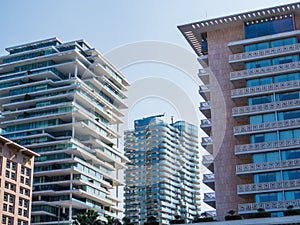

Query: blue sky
left=1, top=0, right=298, bottom=55
left=1, top=0, right=297, bottom=125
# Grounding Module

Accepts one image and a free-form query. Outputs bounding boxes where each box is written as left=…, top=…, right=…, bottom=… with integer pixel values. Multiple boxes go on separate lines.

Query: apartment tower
left=0, top=38, right=129, bottom=224
left=179, top=2, right=300, bottom=221
left=0, top=135, right=38, bottom=225
left=124, top=115, right=201, bottom=225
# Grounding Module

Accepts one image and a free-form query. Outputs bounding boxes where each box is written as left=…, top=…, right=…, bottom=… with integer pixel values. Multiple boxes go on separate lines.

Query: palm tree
left=144, top=216, right=159, bottom=225
left=122, top=217, right=134, bottom=225
left=73, top=210, right=104, bottom=225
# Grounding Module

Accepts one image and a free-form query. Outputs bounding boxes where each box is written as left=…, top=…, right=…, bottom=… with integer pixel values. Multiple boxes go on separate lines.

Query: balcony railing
left=235, top=138, right=300, bottom=155
left=234, top=118, right=300, bottom=135
left=232, top=99, right=300, bottom=116
left=201, top=137, right=213, bottom=145
left=198, top=85, right=210, bottom=100
left=238, top=199, right=300, bottom=213
left=230, top=61, right=300, bottom=81
left=200, top=101, right=211, bottom=110
left=229, top=43, right=300, bottom=63
left=238, top=179, right=300, bottom=194
left=236, top=158, right=300, bottom=174
left=201, top=119, right=212, bottom=127
left=232, top=80, right=300, bottom=98
left=202, top=155, right=214, bottom=165
left=203, top=192, right=215, bottom=201
left=203, top=173, right=215, bottom=183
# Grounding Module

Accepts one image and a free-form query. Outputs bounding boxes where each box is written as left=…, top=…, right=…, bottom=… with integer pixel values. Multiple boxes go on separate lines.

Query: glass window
left=285, top=190, right=300, bottom=200
left=278, top=110, right=300, bottom=121
left=248, top=95, right=274, bottom=105
left=254, top=172, right=281, bottom=183
left=283, top=169, right=300, bottom=180
left=253, top=152, right=280, bottom=163
left=272, top=55, right=299, bottom=65
left=250, top=132, right=277, bottom=143
left=250, top=113, right=276, bottom=124
left=245, top=59, right=271, bottom=69
left=245, top=17, right=294, bottom=39
left=271, top=37, right=298, bottom=47
left=247, top=77, right=272, bottom=87
left=280, top=129, right=300, bottom=140
left=244, top=42, right=269, bottom=52
left=276, top=91, right=300, bottom=101
left=282, top=149, right=300, bottom=160
left=255, top=192, right=283, bottom=203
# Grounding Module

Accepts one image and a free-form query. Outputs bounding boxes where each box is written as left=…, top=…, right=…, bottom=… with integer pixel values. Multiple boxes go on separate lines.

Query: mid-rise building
left=0, top=135, right=38, bottom=225
left=0, top=38, right=129, bottom=224
left=124, top=114, right=201, bottom=225
left=179, top=1, right=300, bottom=221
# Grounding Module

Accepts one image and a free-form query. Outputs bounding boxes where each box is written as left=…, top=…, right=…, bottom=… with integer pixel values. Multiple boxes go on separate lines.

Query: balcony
left=201, top=137, right=213, bottom=154
left=234, top=118, right=300, bottom=135
left=202, top=155, right=214, bottom=172
left=232, top=80, right=300, bottom=99
left=238, top=179, right=300, bottom=195
left=230, top=61, right=300, bottom=82
left=199, top=101, right=211, bottom=118
left=203, top=192, right=216, bottom=208
left=238, top=199, right=300, bottom=214
left=198, top=85, right=210, bottom=101
left=198, top=68, right=209, bottom=84
left=229, top=43, right=300, bottom=64
left=235, top=138, right=300, bottom=155
left=236, top=158, right=300, bottom=175
left=200, top=119, right=211, bottom=135
left=232, top=99, right=300, bottom=117
left=203, top=173, right=215, bottom=190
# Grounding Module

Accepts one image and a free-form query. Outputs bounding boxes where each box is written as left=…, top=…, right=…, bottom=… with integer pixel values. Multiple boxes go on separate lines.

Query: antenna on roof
left=171, top=116, right=174, bottom=124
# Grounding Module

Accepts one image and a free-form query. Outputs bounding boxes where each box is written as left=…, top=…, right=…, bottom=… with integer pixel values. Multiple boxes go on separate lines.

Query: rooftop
left=0, top=135, right=39, bottom=157
left=178, top=1, right=300, bottom=56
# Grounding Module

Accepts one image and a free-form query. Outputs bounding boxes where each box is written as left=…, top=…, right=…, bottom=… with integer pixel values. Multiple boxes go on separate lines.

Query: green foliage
left=224, top=209, right=242, bottom=221
left=73, top=210, right=104, bottom=225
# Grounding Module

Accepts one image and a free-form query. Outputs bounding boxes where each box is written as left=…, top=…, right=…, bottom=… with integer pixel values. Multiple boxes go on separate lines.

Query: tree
left=73, top=210, right=104, bottom=225
left=122, top=217, right=134, bottom=225
left=144, top=216, right=159, bottom=225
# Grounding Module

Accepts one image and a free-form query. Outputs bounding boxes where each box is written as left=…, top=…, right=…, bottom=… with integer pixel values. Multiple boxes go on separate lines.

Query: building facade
left=179, top=2, right=300, bottom=221
left=0, top=38, right=129, bottom=224
left=124, top=115, right=201, bottom=225
left=0, top=135, right=38, bottom=225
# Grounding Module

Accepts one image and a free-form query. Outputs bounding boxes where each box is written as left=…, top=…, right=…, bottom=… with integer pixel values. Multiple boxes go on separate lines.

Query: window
left=245, top=16, right=294, bottom=39
left=250, top=132, right=277, bottom=143
left=283, top=169, right=300, bottom=180
left=254, top=172, right=282, bottom=184
left=247, top=77, right=272, bottom=87
left=279, top=129, right=300, bottom=140
left=272, top=55, right=299, bottom=65
left=248, top=95, right=274, bottom=105
left=276, top=91, right=300, bottom=101
left=271, top=37, right=297, bottom=47
left=282, top=149, right=300, bottom=160
left=2, top=216, right=6, bottom=224
left=249, top=113, right=276, bottom=124
left=255, top=192, right=283, bottom=202
left=253, top=152, right=280, bottom=163
left=278, top=110, right=300, bottom=121
left=3, top=204, right=7, bottom=211
left=274, top=73, right=300, bottom=83
left=245, top=59, right=271, bottom=69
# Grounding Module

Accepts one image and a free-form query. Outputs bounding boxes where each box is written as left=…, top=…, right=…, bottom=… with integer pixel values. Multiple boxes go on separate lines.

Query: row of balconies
left=203, top=155, right=300, bottom=175
left=229, top=43, right=300, bottom=64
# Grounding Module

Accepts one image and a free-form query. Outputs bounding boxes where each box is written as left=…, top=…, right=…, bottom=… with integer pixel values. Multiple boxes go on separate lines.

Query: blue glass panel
left=253, top=152, right=279, bottom=163
left=282, top=149, right=300, bottom=160
left=245, top=17, right=294, bottom=39
left=254, top=172, right=281, bottom=183
left=283, top=169, right=300, bottom=180
left=255, top=192, right=283, bottom=203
